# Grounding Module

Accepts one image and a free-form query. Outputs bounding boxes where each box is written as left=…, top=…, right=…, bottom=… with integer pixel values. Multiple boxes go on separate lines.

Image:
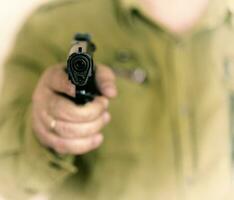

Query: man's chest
left=93, top=13, right=234, bottom=199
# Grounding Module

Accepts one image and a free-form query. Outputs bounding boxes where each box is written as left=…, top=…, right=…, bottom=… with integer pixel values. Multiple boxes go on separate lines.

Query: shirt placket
left=166, top=38, right=196, bottom=198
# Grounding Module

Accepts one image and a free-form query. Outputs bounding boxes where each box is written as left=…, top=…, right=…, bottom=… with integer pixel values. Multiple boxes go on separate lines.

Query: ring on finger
left=49, top=118, right=57, bottom=132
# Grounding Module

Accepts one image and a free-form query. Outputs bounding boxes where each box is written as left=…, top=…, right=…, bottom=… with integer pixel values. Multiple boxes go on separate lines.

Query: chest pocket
left=110, top=48, right=148, bottom=85
left=102, top=48, right=150, bottom=155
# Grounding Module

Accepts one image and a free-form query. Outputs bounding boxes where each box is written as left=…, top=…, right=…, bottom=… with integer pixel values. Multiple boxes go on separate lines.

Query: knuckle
left=36, top=128, right=49, bottom=145
left=68, top=85, right=75, bottom=96
left=82, top=124, right=96, bottom=137
left=51, top=96, right=59, bottom=108
left=77, top=127, right=87, bottom=137
left=81, top=110, right=94, bottom=121
left=107, top=69, right=116, bottom=80
left=61, top=127, right=81, bottom=139
left=80, top=99, right=106, bottom=120
left=85, top=124, right=95, bottom=135
left=60, top=123, right=78, bottom=138
left=49, top=101, right=61, bottom=117
left=101, top=81, right=115, bottom=89
left=90, top=137, right=98, bottom=147
left=53, top=100, right=66, bottom=118
left=93, top=100, right=104, bottom=112
left=78, top=140, right=94, bottom=154
left=68, top=132, right=77, bottom=139
left=99, top=66, right=115, bottom=80
left=98, top=98, right=109, bottom=109
left=62, top=78, right=70, bottom=90
left=32, top=89, right=41, bottom=102
left=97, top=119, right=105, bottom=130
left=59, top=123, right=70, bottom=134
left=78, top=144, right=90, bottom=154
left=88, top=121, right=102, bottom=135
left=35, top=128, right=44, bottom=140
left=46, top=67, right=57, bottom=78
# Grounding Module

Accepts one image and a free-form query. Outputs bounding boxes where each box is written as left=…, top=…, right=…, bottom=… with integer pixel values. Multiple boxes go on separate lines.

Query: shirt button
left=111, top=67, right=148, bottom=84
left=131, top=68, right=147, bottom=84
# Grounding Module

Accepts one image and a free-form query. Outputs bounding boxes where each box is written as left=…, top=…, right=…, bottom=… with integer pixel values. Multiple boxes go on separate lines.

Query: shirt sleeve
left=0, top=8, right=77, bottom=197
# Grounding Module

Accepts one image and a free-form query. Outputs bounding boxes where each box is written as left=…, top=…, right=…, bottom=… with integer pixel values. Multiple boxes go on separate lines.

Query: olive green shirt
left=0, top=0, right=234, bottom=199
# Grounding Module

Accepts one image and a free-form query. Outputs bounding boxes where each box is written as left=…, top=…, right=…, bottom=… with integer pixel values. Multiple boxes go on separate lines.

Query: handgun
left=67, top=33, right=100, bottom=104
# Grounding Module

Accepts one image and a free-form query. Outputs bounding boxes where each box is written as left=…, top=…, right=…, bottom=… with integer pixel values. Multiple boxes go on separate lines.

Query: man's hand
left=32, top=64, right=117, bottom=155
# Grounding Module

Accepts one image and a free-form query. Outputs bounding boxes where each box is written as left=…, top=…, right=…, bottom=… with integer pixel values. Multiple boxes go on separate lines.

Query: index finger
left=49, top=95, right=109, bottom=123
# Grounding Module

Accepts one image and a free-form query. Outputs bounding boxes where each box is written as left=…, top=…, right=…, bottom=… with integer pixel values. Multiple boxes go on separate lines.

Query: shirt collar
left=119, top=0, right=230, bottom=36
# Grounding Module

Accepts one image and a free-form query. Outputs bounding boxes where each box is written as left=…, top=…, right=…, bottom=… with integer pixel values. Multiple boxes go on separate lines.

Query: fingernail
left=102, top=98, right=109, bottom=109
left=103, top=112, right=111, bottom=123
left=94, top=134, right=103, bottom=145
left=104, top=86, right=117, bottom=97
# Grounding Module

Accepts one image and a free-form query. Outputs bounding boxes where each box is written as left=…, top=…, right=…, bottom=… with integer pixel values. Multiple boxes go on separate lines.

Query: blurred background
left=0, top=0, right=47, bottom=87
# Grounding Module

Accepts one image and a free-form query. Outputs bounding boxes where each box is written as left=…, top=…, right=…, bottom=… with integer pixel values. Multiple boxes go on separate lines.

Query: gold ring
left=50, top=118, right=57, bottom=131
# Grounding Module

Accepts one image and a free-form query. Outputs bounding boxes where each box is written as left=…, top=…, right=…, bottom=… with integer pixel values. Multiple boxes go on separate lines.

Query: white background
left=0, top=0, right=47, bottom=86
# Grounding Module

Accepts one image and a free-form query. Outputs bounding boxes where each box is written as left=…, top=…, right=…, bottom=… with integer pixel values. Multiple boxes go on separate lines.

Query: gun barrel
left=66, top=33, right=100, bottom=104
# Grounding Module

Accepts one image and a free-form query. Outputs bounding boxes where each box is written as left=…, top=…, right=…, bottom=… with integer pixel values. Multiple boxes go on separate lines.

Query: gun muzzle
left=67, top=33, right=100, bottom=104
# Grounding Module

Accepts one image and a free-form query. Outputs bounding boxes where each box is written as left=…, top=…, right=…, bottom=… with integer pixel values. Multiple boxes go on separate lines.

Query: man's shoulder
left=25, top=0, right=122, bottom=43
left=37, top=0, right=107, bottom=12
left=17, top=0, right=134, bottom=66
left=32, top=0, right=116, bottom=25
left=37, top=0, right=86, bottom=12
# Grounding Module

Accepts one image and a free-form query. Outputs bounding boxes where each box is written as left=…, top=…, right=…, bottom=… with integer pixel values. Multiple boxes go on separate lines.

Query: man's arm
left=0, top=10, right=78, bottom=198
left=0, top=7, right=117, bottom=199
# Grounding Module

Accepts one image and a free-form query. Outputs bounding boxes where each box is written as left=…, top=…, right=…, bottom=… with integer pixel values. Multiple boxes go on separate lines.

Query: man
left=0, top=0, right=234, bottom=199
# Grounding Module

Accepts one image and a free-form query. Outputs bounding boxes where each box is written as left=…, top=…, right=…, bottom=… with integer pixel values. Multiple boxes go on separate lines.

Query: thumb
left=96, top=64, right=118, bottom=98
